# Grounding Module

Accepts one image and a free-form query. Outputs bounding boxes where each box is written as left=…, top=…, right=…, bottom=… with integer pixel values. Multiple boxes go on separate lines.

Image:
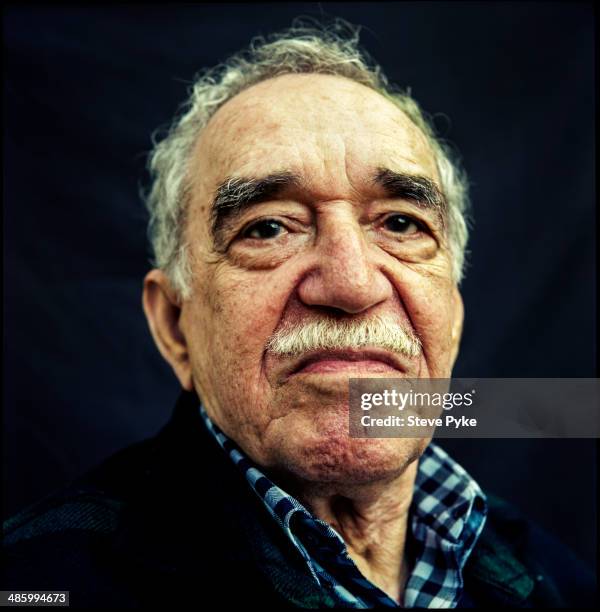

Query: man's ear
left=450, top=286, right=464, bottom=369
left=142, top=269, right=193, bottom=391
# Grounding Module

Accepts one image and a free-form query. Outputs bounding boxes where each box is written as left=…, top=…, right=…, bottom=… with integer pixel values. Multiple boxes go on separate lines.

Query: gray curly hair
left=143, top=19, right=471, bottom=300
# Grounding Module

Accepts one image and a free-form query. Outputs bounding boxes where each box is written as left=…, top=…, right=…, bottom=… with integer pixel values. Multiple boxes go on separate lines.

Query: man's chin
left=268, top=427, right=426, bottom=487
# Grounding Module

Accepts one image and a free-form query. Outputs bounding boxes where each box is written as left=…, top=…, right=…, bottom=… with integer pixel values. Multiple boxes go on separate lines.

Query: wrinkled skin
left=144, top=73, right=464, bottom=490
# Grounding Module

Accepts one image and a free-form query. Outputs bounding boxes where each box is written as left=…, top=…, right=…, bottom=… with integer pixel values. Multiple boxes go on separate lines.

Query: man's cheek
left=407, top=287, right=456, bottom=372
left=214, top=268, right=287, bottom=327
left=218, top=300, right=275, bottom=349
left=418, top=304, right=454, bottom=346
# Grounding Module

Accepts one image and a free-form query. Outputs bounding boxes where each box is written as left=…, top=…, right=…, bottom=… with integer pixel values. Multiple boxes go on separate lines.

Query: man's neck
left=279, top=460, right=418, bottom=604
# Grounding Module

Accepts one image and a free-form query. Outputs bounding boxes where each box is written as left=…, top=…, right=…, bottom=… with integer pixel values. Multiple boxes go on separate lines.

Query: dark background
left=3, top=3, right=596, bottom=570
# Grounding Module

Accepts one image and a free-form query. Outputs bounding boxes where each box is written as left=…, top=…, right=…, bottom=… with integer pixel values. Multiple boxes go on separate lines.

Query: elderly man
left=3, top=22, right=595, bottom=608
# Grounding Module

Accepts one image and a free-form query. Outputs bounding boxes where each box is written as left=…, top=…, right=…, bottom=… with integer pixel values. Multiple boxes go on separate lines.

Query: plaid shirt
left=199, top=405, right=487, bottom=608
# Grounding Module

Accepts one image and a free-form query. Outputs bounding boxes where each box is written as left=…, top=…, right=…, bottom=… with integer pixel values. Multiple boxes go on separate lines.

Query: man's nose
left=297, top=211, right=393, bottom=314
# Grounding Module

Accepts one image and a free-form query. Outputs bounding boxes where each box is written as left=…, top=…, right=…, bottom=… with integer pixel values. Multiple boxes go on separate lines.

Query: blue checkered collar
left=199, top=404, right=487, bottom=608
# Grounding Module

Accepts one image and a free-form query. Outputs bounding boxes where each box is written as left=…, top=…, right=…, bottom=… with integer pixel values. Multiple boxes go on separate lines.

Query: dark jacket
left=2, top=391, right=597, bottom=608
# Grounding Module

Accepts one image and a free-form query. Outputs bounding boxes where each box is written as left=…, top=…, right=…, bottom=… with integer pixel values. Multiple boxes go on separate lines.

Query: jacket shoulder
left=4, top=434, right=158, bottom=539
left=2, top=438, right=158, bottom=604
left=463, top=493, right=597, bottom=608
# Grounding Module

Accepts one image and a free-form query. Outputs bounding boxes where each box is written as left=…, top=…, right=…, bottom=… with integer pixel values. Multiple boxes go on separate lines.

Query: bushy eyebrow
left=374, top=168, right=447, bottom=221
left=210, top=167, right=447, bottom=246
left=211, top=171, right=301, bottom=239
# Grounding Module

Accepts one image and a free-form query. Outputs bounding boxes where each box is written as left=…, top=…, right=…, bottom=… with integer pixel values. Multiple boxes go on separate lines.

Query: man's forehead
left=192, top=73, right=439, bottom=199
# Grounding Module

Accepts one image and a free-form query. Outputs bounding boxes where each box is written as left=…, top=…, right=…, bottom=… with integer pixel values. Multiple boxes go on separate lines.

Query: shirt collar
left=198, top=403, right=487, bottom=608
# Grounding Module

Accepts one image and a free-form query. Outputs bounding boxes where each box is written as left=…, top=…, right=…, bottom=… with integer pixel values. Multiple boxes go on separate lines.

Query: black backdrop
left=3, top=3, right=596, bottom=569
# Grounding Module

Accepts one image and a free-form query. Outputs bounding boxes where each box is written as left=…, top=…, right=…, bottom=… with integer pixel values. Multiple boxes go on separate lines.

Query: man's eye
left=242, top=219, right=285, bottom=240
left=383, top=214, right=422, bottom=235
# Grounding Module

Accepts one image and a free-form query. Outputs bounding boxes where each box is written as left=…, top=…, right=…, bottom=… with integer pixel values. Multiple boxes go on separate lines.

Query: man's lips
left=286, top=349, right=405, bottom=378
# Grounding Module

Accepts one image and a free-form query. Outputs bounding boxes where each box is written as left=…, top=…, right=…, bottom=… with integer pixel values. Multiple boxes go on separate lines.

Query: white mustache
left=266, top=314, right=422, bottom=358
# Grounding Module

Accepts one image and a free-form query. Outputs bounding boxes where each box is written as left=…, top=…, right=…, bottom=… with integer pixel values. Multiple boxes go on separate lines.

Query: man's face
left=176, top=74, right=463, bottom=485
